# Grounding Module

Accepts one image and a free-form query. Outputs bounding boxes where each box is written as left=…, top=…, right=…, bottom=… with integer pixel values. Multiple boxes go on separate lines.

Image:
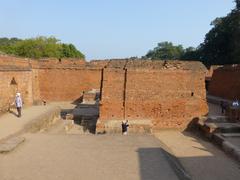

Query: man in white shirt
left=15, top=92, right=23, bottom=117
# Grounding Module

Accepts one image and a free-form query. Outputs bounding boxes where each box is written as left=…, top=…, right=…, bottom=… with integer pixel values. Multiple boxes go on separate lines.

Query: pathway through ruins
left=1, top=102, right=240, bottom=180
left=0, top=133, right=179, bottom=180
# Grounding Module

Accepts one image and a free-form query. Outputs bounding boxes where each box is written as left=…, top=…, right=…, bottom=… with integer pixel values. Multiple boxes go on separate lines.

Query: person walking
left=15, top=92, right=23, bottom=117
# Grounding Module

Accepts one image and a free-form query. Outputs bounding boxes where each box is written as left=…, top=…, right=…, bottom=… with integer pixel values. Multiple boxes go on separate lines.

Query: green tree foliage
left=145, top=41, right=184, bottom=60
left=144, top=41, right=201, bottom=60
left=61, top=43, right=85, bottom=58
left=0, top=36, right=85, bottom=59
left=0, top=37, right=21, bottom=54
left=181, top=47, right=201, bottom=60
left=145, top=1, right=240, bottom=66
left=199, top=0, right=240, bottom=65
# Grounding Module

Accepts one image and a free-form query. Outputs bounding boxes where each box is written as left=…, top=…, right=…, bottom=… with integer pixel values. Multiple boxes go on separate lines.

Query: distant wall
left=208, top=65, right=240, bottom=100
left=0, top=55, right=94, bottom=112
left=36, top=68, right=102, bottom=102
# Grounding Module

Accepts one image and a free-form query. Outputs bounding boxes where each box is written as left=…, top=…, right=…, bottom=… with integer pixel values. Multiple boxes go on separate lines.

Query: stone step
left=207, top=115, right=229, bottom=123
left=221, top=133, right=240, bottom=137
left=201, top=123, right=240, bottom=136
left=0, top=137, right=25, bottom=153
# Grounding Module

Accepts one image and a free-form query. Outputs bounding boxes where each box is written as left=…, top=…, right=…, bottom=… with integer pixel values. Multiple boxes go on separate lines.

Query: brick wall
left=0, top=55, right=97, bottom=112
left=0, top=56, right=208, bottom=130
left=100, top=68, right=125, bottom=120
left=36, top=68, right=102, bottom=102
left=99, top=60, right=208, bottom=130
left=0, top=70, right=33, bottom=113
left=208, top=65, right=240, bottom=100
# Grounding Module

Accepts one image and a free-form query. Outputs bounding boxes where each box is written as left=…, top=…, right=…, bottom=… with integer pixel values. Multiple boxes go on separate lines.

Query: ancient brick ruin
left=0, top=55, right=208, bottom=131
left=208, top=65, right=240, bottom=100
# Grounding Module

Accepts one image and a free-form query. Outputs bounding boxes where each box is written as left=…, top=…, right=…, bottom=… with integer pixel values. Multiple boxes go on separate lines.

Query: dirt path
left=0, top=105, right=58, bottom=141
left=155, top=131, right=240, bottom=180
left=0, top=134, right=179, bottom=180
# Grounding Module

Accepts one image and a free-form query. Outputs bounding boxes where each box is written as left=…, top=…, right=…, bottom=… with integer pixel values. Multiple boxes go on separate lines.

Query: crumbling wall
left=208, top=65, right=240, bottom=100
left=99, top=60, right=208, bottom=129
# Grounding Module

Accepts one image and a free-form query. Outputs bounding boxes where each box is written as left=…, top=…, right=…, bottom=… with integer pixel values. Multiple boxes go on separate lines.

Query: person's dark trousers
left=17, top=107, right=21, bottom=117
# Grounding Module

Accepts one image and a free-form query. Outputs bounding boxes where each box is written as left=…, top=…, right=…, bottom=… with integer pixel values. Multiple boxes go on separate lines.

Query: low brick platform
left=0, top=104, right=60, bottom=142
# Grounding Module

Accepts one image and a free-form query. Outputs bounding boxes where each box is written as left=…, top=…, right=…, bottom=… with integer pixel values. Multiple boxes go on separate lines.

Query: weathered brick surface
left=0, top=56, right=208, bottom=130
left=0, top=55, right=98, bottom=112
left=99, top=60, right=208, bottom=130
left=0, top=71, right=33, bottom=113
left=36, top=68, right=102, bottom=102
left=100, top=69, right=125, bottom=120
left=208, top=65, right=240, bottom=100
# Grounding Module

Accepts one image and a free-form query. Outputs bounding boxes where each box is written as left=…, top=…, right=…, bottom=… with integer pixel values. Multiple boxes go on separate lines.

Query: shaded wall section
left=208, top=65, right=240, bottom=100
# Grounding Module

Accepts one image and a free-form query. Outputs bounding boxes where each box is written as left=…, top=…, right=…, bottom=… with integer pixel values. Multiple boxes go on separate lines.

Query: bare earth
left=0, top=134, right=179, bottom=180
left=155, top=131, right=240, bottom=180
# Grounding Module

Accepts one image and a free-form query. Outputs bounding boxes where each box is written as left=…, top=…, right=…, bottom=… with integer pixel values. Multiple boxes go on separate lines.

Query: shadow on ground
left=60, top=99, right=99, bottom=134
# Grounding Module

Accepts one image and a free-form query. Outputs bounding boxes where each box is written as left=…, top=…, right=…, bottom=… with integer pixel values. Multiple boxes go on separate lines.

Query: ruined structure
left=98, top=60, right=208, bottom=131
left=0, top=55, right=208, bottom=131
left=208, top=65, right=240, bottom=100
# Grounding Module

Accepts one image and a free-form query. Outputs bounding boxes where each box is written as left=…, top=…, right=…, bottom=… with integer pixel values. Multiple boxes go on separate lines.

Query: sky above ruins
left=0, top=0, right=235, bottom=60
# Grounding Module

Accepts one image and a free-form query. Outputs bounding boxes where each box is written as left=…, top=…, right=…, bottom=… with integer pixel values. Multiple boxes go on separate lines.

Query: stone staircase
left=82, top=89, right=100, bottom=104
left=196, top=114, right=240, bottom=162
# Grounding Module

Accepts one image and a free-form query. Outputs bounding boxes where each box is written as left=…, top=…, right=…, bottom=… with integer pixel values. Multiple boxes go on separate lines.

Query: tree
left=0, top=37, right=21, bottom=54
left=199, top=0, right=240, bottom=65
left=145, top=41, right=184, bottom=60
left=236, top=0, right=240, bottom=10
left=61, top=43, right=85, bottom=59
left=181, top=47, right=201, bottom=60
left=0, top=36, right=85, bottom=59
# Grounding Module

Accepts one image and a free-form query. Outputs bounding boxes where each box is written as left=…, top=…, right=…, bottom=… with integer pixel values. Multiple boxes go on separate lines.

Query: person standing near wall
left=122, top=120, right=129, bottom=135
left=15, top=92, right=23, bottom=118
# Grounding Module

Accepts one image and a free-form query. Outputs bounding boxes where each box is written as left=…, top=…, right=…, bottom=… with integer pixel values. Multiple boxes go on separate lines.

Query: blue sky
left=0, top=0, right=235, bottom=60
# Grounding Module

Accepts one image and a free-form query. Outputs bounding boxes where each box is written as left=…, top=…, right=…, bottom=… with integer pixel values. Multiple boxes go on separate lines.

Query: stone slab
left=0, top=137, right=25, bottom=153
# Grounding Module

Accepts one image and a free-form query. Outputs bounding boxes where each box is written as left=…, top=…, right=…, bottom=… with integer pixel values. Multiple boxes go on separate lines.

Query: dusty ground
left=0, top=134, right=179, bottom=180
left=1, top=102, right=240, bottom=180
left=155, top=131, right=240, bottom=180
left=0, top=105, right=58, bottom=141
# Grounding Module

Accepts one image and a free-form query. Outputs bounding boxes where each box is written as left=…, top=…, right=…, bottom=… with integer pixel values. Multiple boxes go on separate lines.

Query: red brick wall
left=100, top=69, right=125, bottom=120
left=36, top=68, right=102, bottom=101
left=99, top=68, right=208, bottom=129
left=0, top=55, right=30, bottom=67
left=208, top=65, right=240, bottom=100
left=0, top=56, right=99, bottom=111
left=0, top=70, right=33, bottom=112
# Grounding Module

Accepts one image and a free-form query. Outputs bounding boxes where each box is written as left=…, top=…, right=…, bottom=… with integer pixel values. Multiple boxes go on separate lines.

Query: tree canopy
left=144, top=41, right=199, bottom=61
left=198, top=0, right=240, bottom=65
left=0, top=36, right=85, bottom=59
left=144, top=0, right=240, bottom=66
left=145, top=42, right=184, bottom=60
